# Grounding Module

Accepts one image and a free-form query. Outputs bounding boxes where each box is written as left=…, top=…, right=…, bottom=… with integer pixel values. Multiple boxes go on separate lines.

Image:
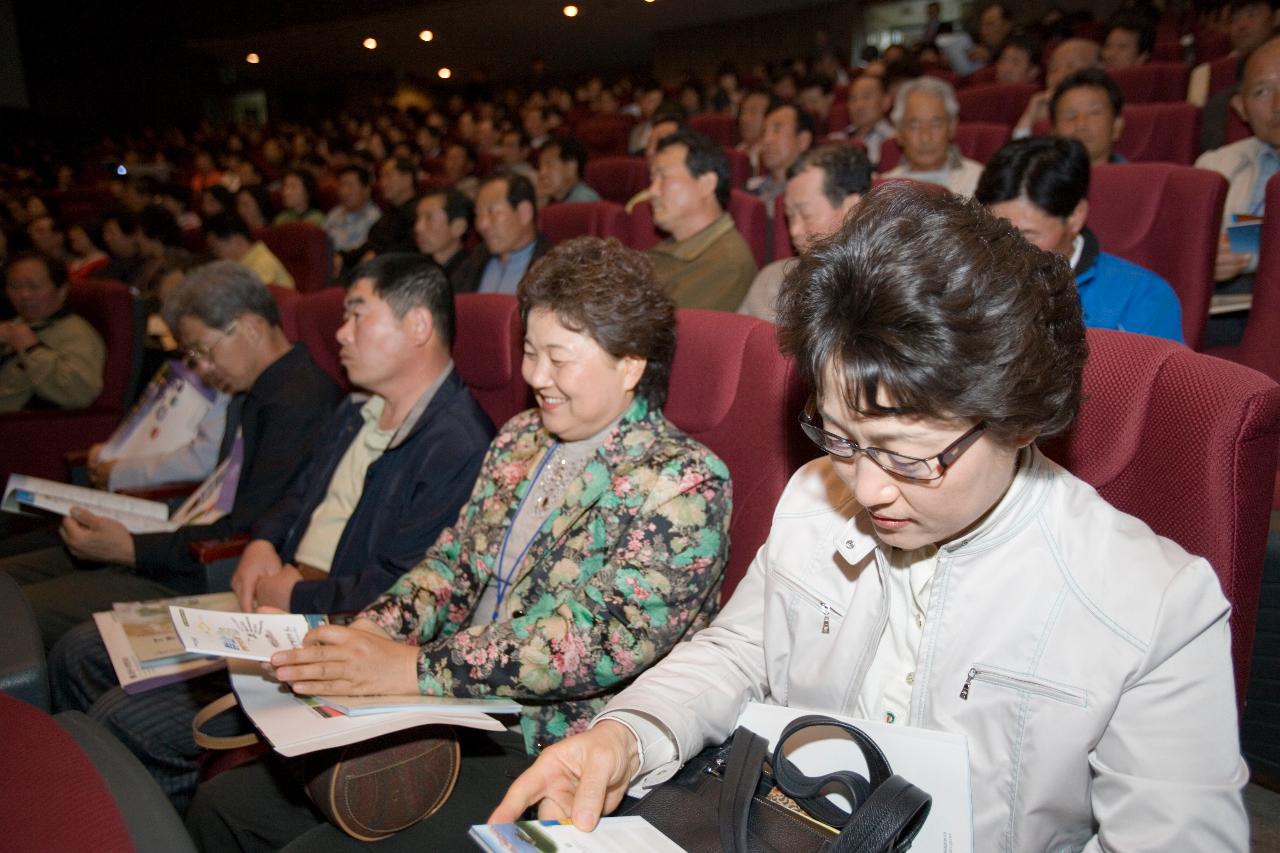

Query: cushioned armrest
left=0, top=570, right=50, bottom=711
left=190, top=534, right=251, bottom=563
left=116, top=481, right=202, bottom=501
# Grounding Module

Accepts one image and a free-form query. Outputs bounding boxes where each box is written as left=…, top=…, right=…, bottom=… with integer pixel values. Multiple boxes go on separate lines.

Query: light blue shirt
left=478, top=239, right=538, bottom=295
left=1246, top=139, right=1280, bottom=216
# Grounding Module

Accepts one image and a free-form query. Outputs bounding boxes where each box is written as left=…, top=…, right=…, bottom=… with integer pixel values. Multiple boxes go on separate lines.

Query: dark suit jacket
left=450, top=233, right=554, bottom=294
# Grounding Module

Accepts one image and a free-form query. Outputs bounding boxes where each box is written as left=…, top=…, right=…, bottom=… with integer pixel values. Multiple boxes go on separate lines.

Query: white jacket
left=605, top=448, right=1249, bottom=852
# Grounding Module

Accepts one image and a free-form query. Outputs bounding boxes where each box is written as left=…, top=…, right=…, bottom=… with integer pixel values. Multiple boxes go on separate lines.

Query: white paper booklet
left=319, top=694, right=521, bottom=717
left=100, top=360, right=217, bottom=461
left=170, top=606, right=326, bottom=662
left=227, top=660, right=507, bottom=757
left=737, top=702, right=974, bottom=853
left=470, top=816, right=684, bottom=853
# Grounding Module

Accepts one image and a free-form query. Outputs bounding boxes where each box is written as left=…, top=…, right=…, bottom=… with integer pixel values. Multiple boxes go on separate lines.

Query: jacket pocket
left=959, top=663, right=1088, bottom=708
left=775, top=572, right=845, bottom=635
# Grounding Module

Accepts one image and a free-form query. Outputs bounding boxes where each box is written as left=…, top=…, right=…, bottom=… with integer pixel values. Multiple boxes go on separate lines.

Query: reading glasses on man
left=182, top=320, right=237, bottom=368
left=798, top=398, right=986, bottom=481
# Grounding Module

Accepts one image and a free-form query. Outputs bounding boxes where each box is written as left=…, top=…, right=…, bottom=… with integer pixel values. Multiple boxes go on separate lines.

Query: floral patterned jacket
left=360, top=396, right=732, bottom=753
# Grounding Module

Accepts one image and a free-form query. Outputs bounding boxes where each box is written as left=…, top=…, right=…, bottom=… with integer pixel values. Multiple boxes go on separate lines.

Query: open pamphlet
left=93, top=591, right=240, bottom=694
left=470, top=817, right=684, bottom=853
left=170, top=606, right=326, bottom=662
left=99, top=360, right=218, bottom=462
left=737, top=702, right=974, bottom=853
left=3, top=439, right=241, bottom=534
left=227, top=660, right=511, bottom=757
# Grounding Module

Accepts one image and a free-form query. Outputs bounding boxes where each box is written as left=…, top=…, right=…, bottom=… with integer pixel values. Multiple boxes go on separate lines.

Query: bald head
left=1047, top=39, right=1102, bottom=90
left=1236, top=37, right=1280, bottom=148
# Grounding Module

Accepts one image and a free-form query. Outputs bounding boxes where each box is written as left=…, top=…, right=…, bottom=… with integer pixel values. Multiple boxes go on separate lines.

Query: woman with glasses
left=494, top=185, right=1248, bottom=851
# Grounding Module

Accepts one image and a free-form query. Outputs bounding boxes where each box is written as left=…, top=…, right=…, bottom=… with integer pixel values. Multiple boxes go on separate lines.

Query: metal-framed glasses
left=798, top=397, right=986, bottom=482
left=182, top=320, right=238, bottom=369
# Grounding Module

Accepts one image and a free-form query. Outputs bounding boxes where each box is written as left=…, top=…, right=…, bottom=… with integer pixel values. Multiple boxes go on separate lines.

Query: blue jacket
left=251, top=368, right=494, bottom=614
left=1074, top=229, right=1185, bottom=344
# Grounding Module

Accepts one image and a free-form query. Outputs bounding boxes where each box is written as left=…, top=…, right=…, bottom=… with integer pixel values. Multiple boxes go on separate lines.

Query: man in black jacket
left=47, top=254, right=494, bottom=811
left=451, top=171, right=553, bottom=294
left=2, top=260, right=343, bottom=646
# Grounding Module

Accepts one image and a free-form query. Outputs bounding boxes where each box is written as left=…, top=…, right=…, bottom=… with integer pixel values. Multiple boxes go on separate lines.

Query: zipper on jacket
left=820, top=602, right=831, bottom=634
left=959, top=666, right=1087, bottom=706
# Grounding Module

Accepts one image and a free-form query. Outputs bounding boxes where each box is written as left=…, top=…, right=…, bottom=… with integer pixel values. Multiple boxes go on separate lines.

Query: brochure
left=170, top=606, right=326, bottom=662
left=100, top=360, right=217, bottom=461
left=112, top=591, right=239, bottom=668
left=469, top=817, right=684, bottom=852
left=319, top=694, right=522, bottom=717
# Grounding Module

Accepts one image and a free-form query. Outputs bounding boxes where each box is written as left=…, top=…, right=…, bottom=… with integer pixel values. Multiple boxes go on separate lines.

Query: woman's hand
left=267, top=619, right=418, bottom=696
left=489, top=720, right=641, bottom=831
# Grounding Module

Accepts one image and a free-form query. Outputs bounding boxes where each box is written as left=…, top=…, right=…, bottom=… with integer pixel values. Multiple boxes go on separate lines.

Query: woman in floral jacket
left=187, top=237, right=732, bottom=852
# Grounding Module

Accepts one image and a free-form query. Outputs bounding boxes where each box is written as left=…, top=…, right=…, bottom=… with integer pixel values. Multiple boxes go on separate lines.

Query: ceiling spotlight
left=419, top=30, right=434, bottom=42
left=563, top=5, right=579, bottom=17
left=363, top=37, right=378, bottom=50
left=438, top=67, right=452, bottom=79
left=245, top=53, right=260, bottom=64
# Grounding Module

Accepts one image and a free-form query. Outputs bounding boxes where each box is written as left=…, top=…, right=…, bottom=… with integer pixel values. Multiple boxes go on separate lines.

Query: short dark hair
left=789, top=145, right=873, bottom=206
left=543, top=136, right=589, bottom=173
left=478, top=170, right=537, bottom=211
left=776, top=182, right=1085, bottom=443
left=204, top=211, right=253, bottom=241
left=651, top=102, right=690, bottom=128
left=6, top=250, right=69, bottom=288
left=283, top=168, right=318, bottom=208
left=1050, top=68, right=1124, bottom=121
left=656, top=129, right=732, bottom=210
left=138, top=204, right=182, bottom=247
left=998, top=34, right=1042, bottom=65
left=519, top=236, right=676, bottom=409
left=236, top=185, right=275, bottom=221
left=975, top=136, right=1090, bottom=218
left=1106, top=13, right=1156, bottom=57
left=446, top=142, right=477, bottom=167
left=387, top=156, right=418, bottom=178
left=338, top=164, right=372, bottom=186
left=422, top=187, right=474, bottom=229
left=349, top=252, right=457, bottom=347
left=201, top=185, right=235, bottom=214
left=769, top=103, right=819, bottom=141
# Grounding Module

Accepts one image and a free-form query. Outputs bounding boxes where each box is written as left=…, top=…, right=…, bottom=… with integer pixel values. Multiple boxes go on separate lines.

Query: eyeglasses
left=182, top=320, right=237, bottom=369
left=798, top=398, right=986, bottom=482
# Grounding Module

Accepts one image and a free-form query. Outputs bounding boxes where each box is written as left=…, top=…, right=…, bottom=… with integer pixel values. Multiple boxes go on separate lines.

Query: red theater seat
left=1086, top=163, right=1227, bottom=349
left=258, top=223, right=332, bottom=293
left=267, top=284, right=302, bottom=342
left=1109, top=62, right=1191, bottom=103
left=453, top=294, right=532, bottom=428
left=690, top=113, right=737, bottom=146
left=1206, top=53, right=1241, bottom=101
left=723, top=146, right=752, bottom=189
left=576, top=114, right=636, bottom=158
left=583, top=156, right=650, bottom=206
left=957, top=83, right=1038, bottom=125
left=537, top=201, right=630, bottom=244
left=1116, top=102, right=1199, bottom=164
left=294, top=288, right=349, bottom=391
left=1040, top=328, right=1280, bottom=708
left=773, top=193, right=793, bottom=261
left=728, top=189, right=769, bottom=267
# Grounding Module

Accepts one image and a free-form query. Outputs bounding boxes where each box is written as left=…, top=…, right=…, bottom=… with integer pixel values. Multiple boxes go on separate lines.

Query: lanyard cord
left=490, top=442, right=560, bottom=621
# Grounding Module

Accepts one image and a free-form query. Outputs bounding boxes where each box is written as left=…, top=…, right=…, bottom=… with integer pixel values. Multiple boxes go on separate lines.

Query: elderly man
left=414, top=188, right=473, bottom=282
left=1, top=252, right=105, bottom=412
left=739, top=145, right=871, bottom=322
left=1052, top=69, right=1128, bottom=164
left=452, top=171, right=552, bottom=295
left=882, top=77, right=984, bottom=196
left=749, top=103, right=817, bottom=208
left=48, top=254, right=494, bottom=811
left=1013, top=38, right=1103, bottom=137
left=536, top=136, right=601, bottom=206
left=838, top=73, right=895, bottom=167
left=1, top=262, right=343, bottom=647
left=646, top=130, right=757, bottom=311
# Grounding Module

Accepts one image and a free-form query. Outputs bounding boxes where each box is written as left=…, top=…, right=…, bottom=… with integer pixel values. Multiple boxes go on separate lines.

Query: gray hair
left=162, top=260, right=280, bottom=334
left=891, top=76, right=960, bottom=126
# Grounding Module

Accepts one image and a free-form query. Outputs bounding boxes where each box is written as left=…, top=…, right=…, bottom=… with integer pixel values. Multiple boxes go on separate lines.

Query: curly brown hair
left=518, top=236, right=677, bottom=409
left=776, top=182, right=1087, bottom=443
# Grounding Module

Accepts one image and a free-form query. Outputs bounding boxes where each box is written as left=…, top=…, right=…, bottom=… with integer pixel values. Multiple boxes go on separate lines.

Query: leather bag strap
left=719, top=726, right=770, bottom=853
left=192, top=692, right=260, bottom=750
left=827, top=775, right=932, bottom=853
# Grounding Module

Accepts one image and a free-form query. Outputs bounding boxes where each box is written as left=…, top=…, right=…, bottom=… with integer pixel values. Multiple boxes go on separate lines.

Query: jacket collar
left=348, top=361, right=457, bottom=451
left=652, top=213, right=736, bottom=262
left=1073, top=227, right=1101, bottom=278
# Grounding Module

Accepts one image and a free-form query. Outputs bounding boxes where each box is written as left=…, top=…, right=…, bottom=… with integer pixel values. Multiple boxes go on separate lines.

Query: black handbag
left=618, top=714, right=932, bottom=853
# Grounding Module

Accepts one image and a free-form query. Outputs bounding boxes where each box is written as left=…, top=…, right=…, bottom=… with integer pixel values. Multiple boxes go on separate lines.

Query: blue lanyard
left=490, top=442, right=560, bottom=621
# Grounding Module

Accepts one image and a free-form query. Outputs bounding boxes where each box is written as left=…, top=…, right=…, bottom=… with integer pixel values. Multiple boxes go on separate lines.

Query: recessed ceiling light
left=438, top=67, right=452, bottom=79
left=419, top=30, right=434, bottom=42
left=246, top=53, right=260, bottom=64
left=363, top=37, right=378, bottom=50
left=563, top=5, right=579, bottom=17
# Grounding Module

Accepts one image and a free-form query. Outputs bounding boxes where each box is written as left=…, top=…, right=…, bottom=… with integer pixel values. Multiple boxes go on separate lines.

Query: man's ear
left=516, top=199, right=535, bottom=226
left=1231, top=91, right=1248, bottom=126
left=696, top=170, right=718, bottom=202
left=1066, top=198, right=1089, bottom=238
left=405, top=305, right=436, bottom=346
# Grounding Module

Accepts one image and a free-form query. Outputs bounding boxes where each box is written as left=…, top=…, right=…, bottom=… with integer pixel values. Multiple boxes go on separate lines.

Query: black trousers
left=185, top=728, right=533, bottom=852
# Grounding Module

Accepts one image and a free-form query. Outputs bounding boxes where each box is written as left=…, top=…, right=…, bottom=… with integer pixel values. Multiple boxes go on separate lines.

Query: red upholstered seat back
left=1207, top=53, right=1240, bottom=99
left=956, top=83, right=1037, bottom=125
left=47, top=187, right=117, bottom=226
left=576, top=115, right=636, bottom=158
left=690, top=113, right=737, bottom=146
left=627, top=200, right=662, bottom=251
left=773, top=193, right=793, bottom=261
left=583, top=156, right=650, bottom=206
left=258, top=223, right=332, bottom=293
left=66, top=279, right=136, bottom=414
left=960, top=64, right=999, bottom=88
left=537, top=201, right=630, bottom=244
left=267, top=284, right=302, bottom=342
left=1040, top=328, right=1280, bottom=705
left=1086, top=163, right=1227, bottom=349
left=1108, top=62, right=1191, bottom=103
left=1116, top=103, right=1199, bottom=164
left=728, top=189, right=769, bottom=267
left=294, top=287, right=350, bottom=391
left=664, top=310, right=812, bottom=597
left=454, top=294, right=531, bottom=428
left=723, top=146, right=752, bottom=189
left=0, top=694, right=133, bottom=852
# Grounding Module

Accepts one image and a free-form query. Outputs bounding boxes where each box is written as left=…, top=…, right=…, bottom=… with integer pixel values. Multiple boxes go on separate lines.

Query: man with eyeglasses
left=0, top=261, right=343, bottom=648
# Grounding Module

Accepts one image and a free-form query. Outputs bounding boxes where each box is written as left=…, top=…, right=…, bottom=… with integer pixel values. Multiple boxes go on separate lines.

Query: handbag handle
left=192, top=692, right=260, bottom=750
left=718, top=727, right=770, bottom=853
